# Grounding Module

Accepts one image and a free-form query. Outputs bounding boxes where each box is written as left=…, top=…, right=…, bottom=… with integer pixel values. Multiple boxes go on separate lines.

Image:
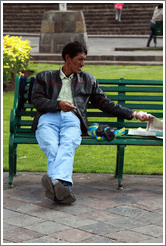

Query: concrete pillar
left=39, top=10, right=88, bottom=53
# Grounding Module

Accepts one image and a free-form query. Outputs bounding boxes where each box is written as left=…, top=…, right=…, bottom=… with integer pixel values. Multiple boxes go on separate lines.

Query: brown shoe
left=41, top=175, right=76, bottom=204
left=45, top=190, right=76, bottom=205
left=41, top=174, right=55, bottom=196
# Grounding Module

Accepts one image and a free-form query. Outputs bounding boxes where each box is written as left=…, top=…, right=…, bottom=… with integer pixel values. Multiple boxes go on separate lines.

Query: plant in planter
left=3, top=35, right=32, bottom=90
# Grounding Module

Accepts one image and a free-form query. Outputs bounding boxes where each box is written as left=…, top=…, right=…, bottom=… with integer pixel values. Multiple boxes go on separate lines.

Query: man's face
left=67, top=52, right=86, bottom=74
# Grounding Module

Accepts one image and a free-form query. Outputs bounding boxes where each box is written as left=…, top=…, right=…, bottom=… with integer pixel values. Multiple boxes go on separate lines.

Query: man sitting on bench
left=31, top=41, right=154, bottom=205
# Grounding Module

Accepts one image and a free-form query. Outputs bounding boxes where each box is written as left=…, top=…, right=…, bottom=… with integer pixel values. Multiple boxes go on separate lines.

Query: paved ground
left=20, top=34, right=163, bottom=54
left=3, top=172, right=163, bottom=244
left=20, top=34, right=163, bottom=65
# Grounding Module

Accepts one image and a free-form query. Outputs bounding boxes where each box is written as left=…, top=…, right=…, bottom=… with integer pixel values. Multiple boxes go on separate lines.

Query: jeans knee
left=42, top=142, right=58, bottom=157
left=61, top=136, right=81, bottom=150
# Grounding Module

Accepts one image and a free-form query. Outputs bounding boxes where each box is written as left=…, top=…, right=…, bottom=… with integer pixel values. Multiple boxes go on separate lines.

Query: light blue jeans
left=35, top=111, right=82, bottom=186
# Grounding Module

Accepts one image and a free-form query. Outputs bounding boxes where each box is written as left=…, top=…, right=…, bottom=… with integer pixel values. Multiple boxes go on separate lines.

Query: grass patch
left=3, top=64, right=163, bottom=175
left=28, top=63, right=163, bottom=80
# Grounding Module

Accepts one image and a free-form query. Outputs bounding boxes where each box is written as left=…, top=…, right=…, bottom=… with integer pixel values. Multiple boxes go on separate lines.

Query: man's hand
left=132, top=111, right=155, bottom=122
left=58, top=101, right=76, bottom=112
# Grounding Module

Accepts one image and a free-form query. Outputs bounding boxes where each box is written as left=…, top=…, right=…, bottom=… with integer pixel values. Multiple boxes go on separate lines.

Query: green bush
left=3, top=35, right=32, bottom=88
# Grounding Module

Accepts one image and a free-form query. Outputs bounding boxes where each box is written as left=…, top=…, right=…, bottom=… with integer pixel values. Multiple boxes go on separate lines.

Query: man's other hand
left=58, top=101, right=76, bottom=112
left=132, top=111, right=155, bottom=122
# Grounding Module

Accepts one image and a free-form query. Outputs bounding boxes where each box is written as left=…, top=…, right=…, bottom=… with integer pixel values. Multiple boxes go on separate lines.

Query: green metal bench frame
left=9, top=76, right=163, bottom=189
left=154, top=21, right=163, bottom=47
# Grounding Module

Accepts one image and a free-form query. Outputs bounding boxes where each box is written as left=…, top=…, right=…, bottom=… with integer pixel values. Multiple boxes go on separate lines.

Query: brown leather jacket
left=31, top=70, right=133, bottom=134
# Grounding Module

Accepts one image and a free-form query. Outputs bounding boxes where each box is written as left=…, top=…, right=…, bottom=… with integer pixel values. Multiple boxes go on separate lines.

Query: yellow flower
left=3, top=35, right=32, bottom=85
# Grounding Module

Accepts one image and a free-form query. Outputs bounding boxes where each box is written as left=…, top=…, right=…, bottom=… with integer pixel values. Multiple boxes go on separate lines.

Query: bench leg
left=9, top=134, right=17, bottom=188
left=115, top=151, right=119, bottom=178
left=115, top=145, right=126, bottom=190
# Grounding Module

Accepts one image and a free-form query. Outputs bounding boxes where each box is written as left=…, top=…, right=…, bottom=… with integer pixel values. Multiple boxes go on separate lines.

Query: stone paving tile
left=3, top=240, right=11, bottom=243
left=154, top=218, right=163, bottom=228
left=25, top=221, right=70, bottom=234
left=79, top=210, right=125, bottom=222
left=131, top=198, right=163, bottom=211
left=80, top=235, right=118, bottom=243
left=74, top=194, right=96, bottom=203
left=6, top=203, right=49, bottom=216
left=154, top=208, right=163, bottom=215
left=53, top=214, right=97, bottom=228
left=21, top=236, right=66, bottom=243
left=125, top=191, right=162, bottom=201
left=73, top=185, right=119, bottom=199
left=3, top=208, right=21, bottom=219
left=131, top=224, right=163, bottom=238
left=3, top=222, right=18, bottom=231
left=79, top=221, right=119, bottom=235
left=108, top=193, right=140, bottom=204
left=4, top=186, right=31, bottom=194
left=107, top=205, right=163, bottom=225
left=147, top=187, right=163, bottom=194
left=34, top=197, right=64, bottom=209
left=106, top=230, right=153, bottom=243
left=3, top=196, right=27, bottom=208
left=32, top=208, right=76, bottom=222
left=79, top=198, right=119, bottom=210
left=4, top=213, right=44, bottom=227
left=138, top=237, right=163, bottom=243
left=107, top=205, right=148, bottom=218
left=3, top=228, right=43, bottom=243
left=136, top=211, right=163, bottom=224
left=55, top=204, right=95, bottom=215
left=104, top=216, right=146, bottom=230
left=50, top=228, right=93, bottom=243
left=18, top=184, right=43, bottom=192
left=10, top=193, right=44, bottom=202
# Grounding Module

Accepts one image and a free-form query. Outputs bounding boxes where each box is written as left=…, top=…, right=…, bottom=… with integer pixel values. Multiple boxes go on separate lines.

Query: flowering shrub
left=3, top=35, right=32, bottom=88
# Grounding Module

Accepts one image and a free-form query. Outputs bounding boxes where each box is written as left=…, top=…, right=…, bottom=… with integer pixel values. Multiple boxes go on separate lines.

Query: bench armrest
left=10, top=108, right=17, bottom=134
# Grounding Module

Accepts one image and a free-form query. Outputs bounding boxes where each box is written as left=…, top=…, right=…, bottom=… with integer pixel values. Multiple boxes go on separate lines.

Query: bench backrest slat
left=13, top=76, right=163, bottom=131
left=97, top=79, right=163, bottom=85
left=99, top=86, right=163, bottom=93
left=107, top=95, right=163, bottom=101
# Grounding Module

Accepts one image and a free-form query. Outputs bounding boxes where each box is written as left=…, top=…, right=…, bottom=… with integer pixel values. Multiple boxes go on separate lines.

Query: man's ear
left=65, top=54, right=71, bottom=62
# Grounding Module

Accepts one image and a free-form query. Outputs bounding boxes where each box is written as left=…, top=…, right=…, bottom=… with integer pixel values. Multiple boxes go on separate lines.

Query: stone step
left=3, top=22, right=150, bottom=29
left=2, top=29, right=151, bottom=35
left=31, top=53, right=162, bottom=62
left=3, top=3, right=156, bottom=9
left=32, top=60, right=163, bottom=66
left=3, top=3, right=157, bottom=35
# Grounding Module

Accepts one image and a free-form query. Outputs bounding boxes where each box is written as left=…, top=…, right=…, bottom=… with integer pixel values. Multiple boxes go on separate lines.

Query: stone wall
left=39, top=10, right=88, bottom=53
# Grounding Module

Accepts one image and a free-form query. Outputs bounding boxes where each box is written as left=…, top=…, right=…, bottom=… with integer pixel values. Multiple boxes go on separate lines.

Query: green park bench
left=9, top=76, right=163, bottom=189
left=154, top=21, right=163, bottom=47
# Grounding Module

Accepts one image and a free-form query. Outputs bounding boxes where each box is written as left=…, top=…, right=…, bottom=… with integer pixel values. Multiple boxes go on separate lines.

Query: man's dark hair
left=62, top=41, right=87, bottom=61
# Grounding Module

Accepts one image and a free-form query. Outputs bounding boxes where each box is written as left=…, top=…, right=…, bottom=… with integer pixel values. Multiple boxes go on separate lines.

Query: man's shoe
left=54, top=181, right=72, bottom=201
left=45, top=190, right=55, bottom=200
left=41, top=174, right=55, bottom=196
left=45, top=190, right=76, bottom=205
left=41, top=175, right=76, bottom=204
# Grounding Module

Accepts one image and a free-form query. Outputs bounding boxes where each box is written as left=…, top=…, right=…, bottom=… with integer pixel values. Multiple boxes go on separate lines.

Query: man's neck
left=62, top=65, right=73, bottom=77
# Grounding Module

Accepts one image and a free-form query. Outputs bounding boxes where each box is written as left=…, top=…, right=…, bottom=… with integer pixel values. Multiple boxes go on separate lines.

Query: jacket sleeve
left=90, top=79, right=133, bottom=120
left=31, top=72, right=60, bottom=113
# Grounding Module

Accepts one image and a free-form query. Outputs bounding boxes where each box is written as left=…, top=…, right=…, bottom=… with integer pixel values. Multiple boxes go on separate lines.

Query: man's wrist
left=57, top=101, right=61, bottom=110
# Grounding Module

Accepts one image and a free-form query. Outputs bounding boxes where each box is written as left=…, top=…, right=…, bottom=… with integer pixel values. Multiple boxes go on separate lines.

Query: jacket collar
left=60, top=67, right=74, bottom=80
